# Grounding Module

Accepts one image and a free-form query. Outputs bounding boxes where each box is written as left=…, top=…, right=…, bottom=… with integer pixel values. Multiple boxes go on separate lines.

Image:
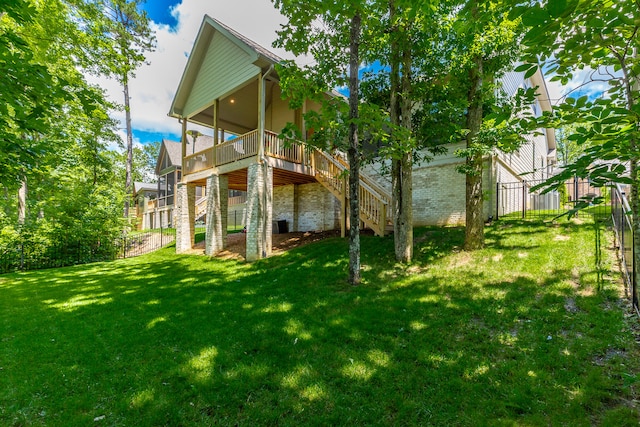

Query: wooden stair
left=313, top=151, right=392, bottom=236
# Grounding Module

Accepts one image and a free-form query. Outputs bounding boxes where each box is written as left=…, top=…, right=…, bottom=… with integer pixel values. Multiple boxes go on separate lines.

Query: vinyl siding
left=183, top=32, right=260, bottom=118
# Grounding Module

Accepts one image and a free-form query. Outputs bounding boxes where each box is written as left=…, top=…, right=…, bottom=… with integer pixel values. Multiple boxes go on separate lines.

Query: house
left=167, top=15, right=556, bottom=260
left=363, top=69, right=558, bottom=224
left=133, top=181, right=158, bottom=230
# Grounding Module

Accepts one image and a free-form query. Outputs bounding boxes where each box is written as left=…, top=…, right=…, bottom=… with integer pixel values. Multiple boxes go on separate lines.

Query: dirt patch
left=194, top=230, right=342, bottom=261
left=564, top=297, right=580, bottom=313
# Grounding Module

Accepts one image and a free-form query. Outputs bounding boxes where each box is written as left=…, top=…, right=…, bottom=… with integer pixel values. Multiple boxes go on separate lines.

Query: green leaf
left=524, top=66, right=538, bottom=79
left=522, top=6, right=550, bottom=27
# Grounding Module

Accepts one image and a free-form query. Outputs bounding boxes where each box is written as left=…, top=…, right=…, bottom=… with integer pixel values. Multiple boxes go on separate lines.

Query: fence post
left=634, top=226, right=638, bottom=309
left=522, top=180, right=527, bottom=219
left=495, top=182, right=500, bottom=221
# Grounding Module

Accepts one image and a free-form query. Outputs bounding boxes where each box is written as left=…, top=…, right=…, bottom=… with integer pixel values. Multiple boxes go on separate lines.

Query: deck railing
left=183, top=129, right=309, bottom=175
left=181, top=130, right=389, bottom=235
left=215, top=129, right=260, bottom=166
left=264, top=130, right=309, bottom=165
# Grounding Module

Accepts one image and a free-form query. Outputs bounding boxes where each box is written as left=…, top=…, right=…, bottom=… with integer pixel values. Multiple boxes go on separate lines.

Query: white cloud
left=544, top=67, right=611, bottom=107
left=92, top=0, right=294, bottom=143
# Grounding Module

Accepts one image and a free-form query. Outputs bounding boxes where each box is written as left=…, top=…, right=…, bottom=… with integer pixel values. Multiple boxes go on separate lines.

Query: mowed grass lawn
left=1, top=220, right=639, bottom=426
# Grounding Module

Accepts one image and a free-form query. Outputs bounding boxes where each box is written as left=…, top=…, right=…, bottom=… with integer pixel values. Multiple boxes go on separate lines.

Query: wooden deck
left=181, top=129, right=391, bottom=236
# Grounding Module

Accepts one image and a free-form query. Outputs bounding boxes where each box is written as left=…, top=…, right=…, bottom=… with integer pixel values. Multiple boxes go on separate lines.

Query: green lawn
left=1, top=220, right=638, bottom=426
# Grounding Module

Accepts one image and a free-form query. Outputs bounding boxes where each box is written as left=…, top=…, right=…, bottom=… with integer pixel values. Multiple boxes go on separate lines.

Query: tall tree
left=85, top=0, right=155, bottom=218
left=274, top=0, right=369, bottom=285
left=387, top=0, right=414, bottom=263
left=1, top=0, right=118, bottom=218
left=451, top=0, right=522, bottom=250
left=361, top=1, right=462, bottom=262
left=0, top=0, right=125, bottom=251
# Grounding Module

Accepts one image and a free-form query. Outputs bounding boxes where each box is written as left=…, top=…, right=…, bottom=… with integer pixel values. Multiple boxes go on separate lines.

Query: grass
left=1, top=219, right=639, bottom=426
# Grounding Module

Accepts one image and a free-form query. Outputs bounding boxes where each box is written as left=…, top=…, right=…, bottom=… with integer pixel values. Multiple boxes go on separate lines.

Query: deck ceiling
left=187, top=167, right=317, bottom=191
left=189, top=79, right=276, bottom=136
left=227, top=167, right=317, bottom=192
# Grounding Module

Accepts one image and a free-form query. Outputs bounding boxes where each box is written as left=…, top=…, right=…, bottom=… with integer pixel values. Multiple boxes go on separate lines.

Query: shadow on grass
left=0, top=221, right=637, bottom=426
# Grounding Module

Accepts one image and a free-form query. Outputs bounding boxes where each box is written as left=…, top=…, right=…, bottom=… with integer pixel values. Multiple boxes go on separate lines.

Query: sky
left=94, top=0, right=295, bottom=148
left=96, top=0, right=590, bottom=150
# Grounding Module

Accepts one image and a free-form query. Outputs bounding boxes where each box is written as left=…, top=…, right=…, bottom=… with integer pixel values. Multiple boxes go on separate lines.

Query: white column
left=176, top=183, right=196, bottom=253
left=245, top=162, right=272, bottom=261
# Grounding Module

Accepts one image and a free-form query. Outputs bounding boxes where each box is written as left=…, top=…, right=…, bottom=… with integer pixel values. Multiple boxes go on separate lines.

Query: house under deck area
left=169, top=15, right=389, bottom=261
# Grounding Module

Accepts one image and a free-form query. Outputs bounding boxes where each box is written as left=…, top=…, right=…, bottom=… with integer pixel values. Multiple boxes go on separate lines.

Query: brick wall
left=363, top=154, right=498, bottom=226
left=272, top=183, right=340, bottom=232
left=412, top=162, right=467, bottom=226
left=297, top=182, right=340, bottom=231
left=273, top=185, right=295, bottom=229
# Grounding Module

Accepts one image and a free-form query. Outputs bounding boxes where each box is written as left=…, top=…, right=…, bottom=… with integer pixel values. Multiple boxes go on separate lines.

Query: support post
left=176, top=182, right=196, bottom=253
left=257, top=73, right=265, bottom=159
left=213, top=99, right=219, bottom=146
left=181, top=118, right=187, bottom=180
left=340, top=175, right=347, bottom=238
left=205, top=174, right=228, bottom=256
left=245, top=162, right=272, bottom=261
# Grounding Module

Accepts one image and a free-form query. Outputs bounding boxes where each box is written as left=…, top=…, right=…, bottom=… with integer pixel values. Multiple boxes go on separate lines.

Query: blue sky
left=99, top=0, right=291, bottom=147
left=141, top=0, right=180, bottom=28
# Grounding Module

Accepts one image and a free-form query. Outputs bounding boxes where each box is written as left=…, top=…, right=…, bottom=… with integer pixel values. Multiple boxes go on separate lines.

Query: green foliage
left=514, top=0, right=639, bottom=188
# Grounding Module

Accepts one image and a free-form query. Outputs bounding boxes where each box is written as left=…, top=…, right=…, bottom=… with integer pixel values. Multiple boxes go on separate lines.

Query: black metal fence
left=496, top=178, right=609, bottom=220
left=498, top=178, right=638, bottom=315
left=611, top=184, right=637, bottom=312
left=0, top=230, right=175, bottom=274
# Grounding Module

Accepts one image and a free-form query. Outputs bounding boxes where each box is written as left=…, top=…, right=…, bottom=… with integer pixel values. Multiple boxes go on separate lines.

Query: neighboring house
left=136, top=137, right=211, bottom=229
left=133, top=181, right=158, bottom=230
left=167, top=15, right=556, bottom=260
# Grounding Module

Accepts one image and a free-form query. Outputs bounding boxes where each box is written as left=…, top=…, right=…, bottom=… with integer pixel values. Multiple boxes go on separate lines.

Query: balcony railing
left=183, top=129, right=309, bottom=176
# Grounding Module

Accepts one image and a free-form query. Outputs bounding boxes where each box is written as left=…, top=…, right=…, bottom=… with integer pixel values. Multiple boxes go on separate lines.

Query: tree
left=83, top=0, right=155, bottom=218
left=514, top=0, right=640, bottom=302
left=274, top=0, right=370, bottom=285
left=1, top=0, right=118, bottom=216
left=387, top=0, right=415, bottom=263
left=0, top=0, right=126, bottom=256
left=0, top=0, right=72, bottom=191
left=450, top=0, right=523, bottom=250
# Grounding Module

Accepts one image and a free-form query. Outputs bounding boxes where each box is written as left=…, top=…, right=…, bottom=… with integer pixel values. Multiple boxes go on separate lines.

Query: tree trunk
left=397, top=43, right=413, bottom=262
left=18, top=177, right=27, bottom=225
left=348, top=12, right=361, bottom=286
left=622, top=49, right=640, bottom=307
left=464, top=52, right=485, bottom=251
left=123, top=77, right=133, bottom=219
left=388, top=1, right=413, bottom=263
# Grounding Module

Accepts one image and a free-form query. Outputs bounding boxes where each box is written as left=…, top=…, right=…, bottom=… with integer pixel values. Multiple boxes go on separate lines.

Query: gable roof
left=213, top=17, right=283, bottom=65
left=529, top=68, right=557, bottom=153
left=156, top=134, right=214, bottom=175
left=169, top=15, right=282, bottom=120
left=133, top=182, right=157, bottom=196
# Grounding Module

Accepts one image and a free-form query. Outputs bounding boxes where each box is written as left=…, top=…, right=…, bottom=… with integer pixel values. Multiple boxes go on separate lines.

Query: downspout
left=259, top=65, right=275, bottom=258
left=179, top=118, right=187, bottom=183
